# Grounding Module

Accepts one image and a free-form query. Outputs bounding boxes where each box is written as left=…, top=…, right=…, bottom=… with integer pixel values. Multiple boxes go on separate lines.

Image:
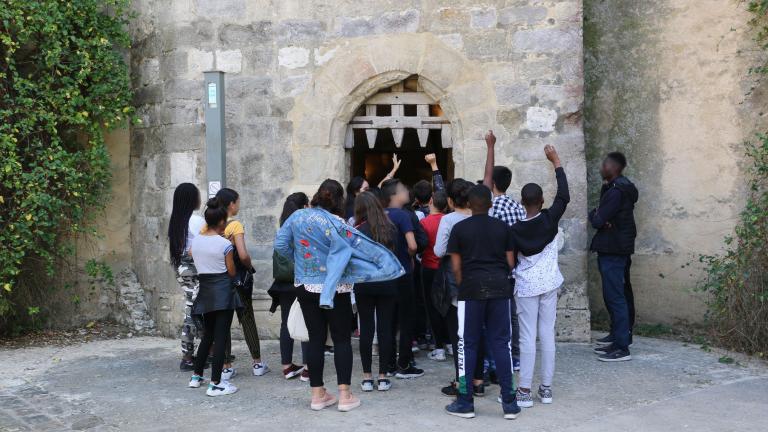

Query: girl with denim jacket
left=274, top=179, right=403, bottom=412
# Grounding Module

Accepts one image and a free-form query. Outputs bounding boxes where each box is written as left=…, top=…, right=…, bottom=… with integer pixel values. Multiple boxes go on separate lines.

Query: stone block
left=525, top=106, right=558, bottom=132
left=512, top=29, right=579, bottom=54
left=555, top=308, right=590, bottom=342
left=137, top=58, right=160, bottom=87
left=470, top=7, right=497, bottom=29
left=270, top=97, right=295, bottom=117
left=278, top=47, right=310, bottom=69
left=251, top=215, right=277, bottom=243
left=276, top=19, right=325, bottom=44
left=159, top=51, right=188, bottom=82
left=558, top=280, right=589, bottom=310
left=463, top=30, right=508, bottom=60
left=336, top=16, right=375, bottom=38
left=498, top=6, right=548, bottom=27
left=219, top=22, right=273, bottom=46
left=133, top=84, right=163, bottom=106
left=164, top=79, right=203, bottom=101
left=161, top=20, right=216, bottom=51
left=215, top=49, right=242, bottom=73
left=376, top=9, right=420, bottom=34
left=436, top=33, right=463, bottom=51
left=196, top=0, right=245, bottom=19
left=243, top=45, right=276, bottom=73
left=495, top=83, right=530, bottom=106
left=560, top=218, right=589, bottom=253
left=184, top=49, right=213, bottom=80
left=158, top=100, right=200, bottom=125
left=157, top=124, right=205, bottom=153
left=169, top=152, right=198, bottom=188
left=279, top=74, right=311, bottom=97
left=430, top=7, right=470, bottom=32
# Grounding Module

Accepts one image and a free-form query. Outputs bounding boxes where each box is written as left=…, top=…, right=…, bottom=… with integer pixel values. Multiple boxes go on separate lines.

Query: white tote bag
left=287, top=299, right=309, bottom=342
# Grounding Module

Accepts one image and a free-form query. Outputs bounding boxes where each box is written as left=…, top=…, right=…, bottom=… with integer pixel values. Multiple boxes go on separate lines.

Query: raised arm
left=544, top=145, right=570, bottom=222
left=482, top=130, right=496, bottom=188
left=425, top=153, right=445, bottom=192
left=378, top=154, right=402, bottom=188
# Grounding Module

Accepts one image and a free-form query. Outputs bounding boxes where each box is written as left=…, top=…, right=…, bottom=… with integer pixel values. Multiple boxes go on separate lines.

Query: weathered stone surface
left=215, top=49, right=243, bottom=73
left=469, top=7, right=497, bottom=29
left=125, top=3, right=589, bottom=343
left=276, top=20, right=325, bottom=44
left=525, top=106, right=558, bottom=132
left=512, top=28, right=577, bottom=53
left=219, top=22, right=273, bottom=46
left=278, top=46, right=310, bottom=69
left=498, top=6, right=548, bottom=26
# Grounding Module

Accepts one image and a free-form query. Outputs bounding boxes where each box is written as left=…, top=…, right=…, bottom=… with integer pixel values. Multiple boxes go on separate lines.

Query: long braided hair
left=168, top=183, right=201, bottom=267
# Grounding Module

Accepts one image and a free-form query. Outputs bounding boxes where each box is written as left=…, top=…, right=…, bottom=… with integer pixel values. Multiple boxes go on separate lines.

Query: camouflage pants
left=177, top=256, right=200, bottom=356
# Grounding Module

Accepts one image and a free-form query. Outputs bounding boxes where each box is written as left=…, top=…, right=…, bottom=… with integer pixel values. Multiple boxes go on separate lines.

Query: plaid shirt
left=490, top=194, right=526, bottom=227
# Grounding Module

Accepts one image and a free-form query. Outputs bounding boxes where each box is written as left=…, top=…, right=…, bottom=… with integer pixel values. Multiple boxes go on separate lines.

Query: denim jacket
left=274, top=208, right=405, bottom=308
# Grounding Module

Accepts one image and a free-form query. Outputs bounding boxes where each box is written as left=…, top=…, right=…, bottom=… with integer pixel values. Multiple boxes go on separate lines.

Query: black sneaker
left=395, top=365, right=425, bottom=379
left=179, top=359, right=195, bottom=371
left=386, top=364, right=397, bottom=377
left=598, top=348, right=631, bottom=362
left=593, top=344, right=615, bottom=354
left=595, top=334, right=614, bottom=346
left=473, top=383, right=485, bottom=397
left=488, top=369, right=499, bottom=385
left=441, top=382, right=458, bottom=397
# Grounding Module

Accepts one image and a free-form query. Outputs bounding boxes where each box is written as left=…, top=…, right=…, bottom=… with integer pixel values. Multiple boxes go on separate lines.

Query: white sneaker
left=360, top=380, right=374, bottom=392
left=206, top=381, right=238, bottom=397
left=428, top=348, right=446, bottom=361
left=445, top=345, right=454, bottom=356
left=188, top=375, right=206, bottom=388
left=221, top=367, right=236, bottom=381
left=252, top=362, right=269, bottom=376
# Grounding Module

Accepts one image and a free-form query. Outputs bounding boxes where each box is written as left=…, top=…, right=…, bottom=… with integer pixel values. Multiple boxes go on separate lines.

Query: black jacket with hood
left=589, top=176, right=639, bottom=255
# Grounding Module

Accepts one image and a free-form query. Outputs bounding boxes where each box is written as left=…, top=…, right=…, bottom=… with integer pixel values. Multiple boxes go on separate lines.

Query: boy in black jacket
left=509, top=145, right=569, bottom=408
left=445, top=184, right=521, bottom=420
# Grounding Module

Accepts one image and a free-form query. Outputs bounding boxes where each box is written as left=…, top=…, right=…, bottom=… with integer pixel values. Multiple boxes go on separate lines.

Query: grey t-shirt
left=190, top=234, right=233, bottom=274
left=433, top=211, right=471, bottom=258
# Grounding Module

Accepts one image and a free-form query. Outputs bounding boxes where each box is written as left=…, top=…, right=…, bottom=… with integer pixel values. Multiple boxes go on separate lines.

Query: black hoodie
left=510, top=167, right=570, bottom=257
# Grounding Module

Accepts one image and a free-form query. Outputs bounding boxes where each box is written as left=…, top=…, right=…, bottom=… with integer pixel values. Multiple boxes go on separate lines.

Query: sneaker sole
left=504, top=413, right=518, bottom=420
left=361, top=386, right=374, bottom=392
left=445, top=410, right=475, bottom=419
left=253, top=369, right=270, bottom=377
left=540, top=398, right=553, bottom=404
left=429, top=356, right=447, bottom=362
left=377, top=386, right=391, bottom=392
left=206, top=388, right=238, bottom=397
left=598, top=355, right=632, bottom=362
left=518, top=401, right=534, bottom=408
left=395, top=372, right=425, bottom=379
left=310, top=397, right=338, bottom=411
left=593, top=348, right=612, bottom=354
left=337, top=400, right=361, bottom=412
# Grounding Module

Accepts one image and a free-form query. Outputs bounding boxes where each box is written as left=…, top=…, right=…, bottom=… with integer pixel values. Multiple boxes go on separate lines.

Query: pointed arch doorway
left=345, top=75, right=454, bottom=187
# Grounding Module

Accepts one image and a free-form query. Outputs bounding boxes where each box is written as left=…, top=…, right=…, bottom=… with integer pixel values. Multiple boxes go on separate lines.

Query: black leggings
left=297, top=289, right=353, bottom=388
left=278, top=290, right=308, bottom=365
left=194, top=309, right=234, bottom=383
left=423, top=267, right=449, bottom=347
left=356, top=291, right=397, bottom=375
left=446, top=305, right=484, bottom=383
left=390, top=274, right=415, bottom=369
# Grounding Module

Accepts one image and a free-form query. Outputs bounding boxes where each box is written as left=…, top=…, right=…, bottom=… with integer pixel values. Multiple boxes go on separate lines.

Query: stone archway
left=287, top=33, right=503, bottom=192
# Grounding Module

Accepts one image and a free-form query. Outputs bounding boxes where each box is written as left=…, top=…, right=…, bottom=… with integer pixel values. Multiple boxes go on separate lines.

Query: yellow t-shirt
left=224, top=219, right=245, bottom=244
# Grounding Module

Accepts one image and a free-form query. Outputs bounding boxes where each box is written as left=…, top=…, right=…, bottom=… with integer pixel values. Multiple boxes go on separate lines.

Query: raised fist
left=485, top=130, right=496, bottom=147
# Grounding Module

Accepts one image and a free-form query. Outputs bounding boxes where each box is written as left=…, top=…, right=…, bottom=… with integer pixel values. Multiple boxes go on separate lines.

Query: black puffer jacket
left=589, top=176, right=639, bottom=255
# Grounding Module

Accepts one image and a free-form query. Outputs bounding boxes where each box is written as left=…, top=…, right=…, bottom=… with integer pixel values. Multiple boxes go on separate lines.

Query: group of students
left=167, top=128, right=637, bottom=419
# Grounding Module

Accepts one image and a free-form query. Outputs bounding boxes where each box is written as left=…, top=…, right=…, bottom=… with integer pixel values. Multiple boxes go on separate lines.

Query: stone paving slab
left=0, top=335, right=766, bottom=431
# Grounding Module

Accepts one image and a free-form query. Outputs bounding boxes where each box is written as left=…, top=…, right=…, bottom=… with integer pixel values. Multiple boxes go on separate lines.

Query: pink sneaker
left=310, top=391, right=337, bottom=411
left=338, top=395, right=361, bottom=412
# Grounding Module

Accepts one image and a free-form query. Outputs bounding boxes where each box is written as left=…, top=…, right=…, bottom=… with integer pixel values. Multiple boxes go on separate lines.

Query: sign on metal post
left=204, top=71, right=225, bottom=197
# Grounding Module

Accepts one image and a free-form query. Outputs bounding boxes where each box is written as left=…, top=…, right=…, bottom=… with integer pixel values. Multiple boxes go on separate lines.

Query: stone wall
left=128, top=0, right=589, bottom=341
left=584, top=0, right=766, bottom=325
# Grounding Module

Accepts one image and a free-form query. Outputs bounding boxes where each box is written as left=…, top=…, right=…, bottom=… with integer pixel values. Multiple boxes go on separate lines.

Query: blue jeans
left=598, top=254, right=631, bottom=350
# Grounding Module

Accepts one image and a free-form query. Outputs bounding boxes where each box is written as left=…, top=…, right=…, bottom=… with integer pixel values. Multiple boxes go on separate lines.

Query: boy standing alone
left=445, top=184, right=521, bottom=420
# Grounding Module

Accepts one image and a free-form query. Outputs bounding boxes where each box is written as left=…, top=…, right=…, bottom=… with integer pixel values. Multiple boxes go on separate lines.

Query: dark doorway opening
left=349, top=129, right=453, bottom=188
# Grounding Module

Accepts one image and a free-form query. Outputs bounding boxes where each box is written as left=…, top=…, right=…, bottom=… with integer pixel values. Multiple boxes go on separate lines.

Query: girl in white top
left=187, top=197, right=242, bottom=397
left=167, top=183, right=204, bottom=370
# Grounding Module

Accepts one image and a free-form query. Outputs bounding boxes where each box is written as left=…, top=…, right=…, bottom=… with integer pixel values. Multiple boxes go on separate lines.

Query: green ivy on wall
left=698, top=2, right=768, bottom=356
left=0, top=0, right=135, bottom=322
